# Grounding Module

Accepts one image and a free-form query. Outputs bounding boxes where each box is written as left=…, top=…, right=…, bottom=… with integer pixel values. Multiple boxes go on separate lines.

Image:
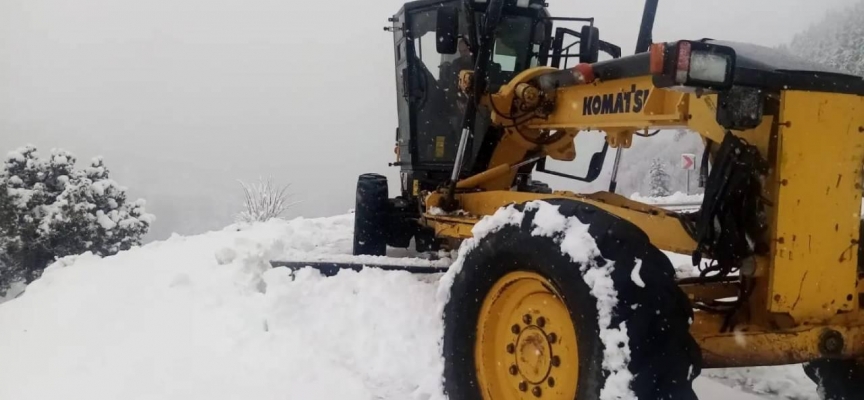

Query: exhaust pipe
left=635, top=0, right=660, bottom=53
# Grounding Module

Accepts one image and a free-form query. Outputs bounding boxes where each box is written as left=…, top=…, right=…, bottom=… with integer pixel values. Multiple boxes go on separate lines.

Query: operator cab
left=387, top=0, right=613, bottom=197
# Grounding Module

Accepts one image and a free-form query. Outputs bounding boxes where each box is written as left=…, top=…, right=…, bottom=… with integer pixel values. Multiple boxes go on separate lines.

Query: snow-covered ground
left=630, top=191, right=704, bottom=206
left=0, top=213, right=819, bottom=400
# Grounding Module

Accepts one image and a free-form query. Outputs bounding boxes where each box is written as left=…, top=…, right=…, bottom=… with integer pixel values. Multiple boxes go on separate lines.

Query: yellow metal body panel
left=691, top=309, right=864, bottom=367
left=766, top=91, right=864, bottom=322
left=481, top=132, right=535, bottom=190
left=425, top=190, right=697, bottom=254
left=533, top=76, right=687, bottom=130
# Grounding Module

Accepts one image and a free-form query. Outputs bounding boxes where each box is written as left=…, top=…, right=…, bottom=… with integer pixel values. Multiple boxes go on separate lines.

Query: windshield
left=488, top=15, right=537, bottom=86
left=405, top=8, right=541, bottom=166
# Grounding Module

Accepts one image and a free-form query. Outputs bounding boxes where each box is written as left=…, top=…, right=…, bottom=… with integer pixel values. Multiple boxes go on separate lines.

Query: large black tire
left=804, top=359, right=864, bottom=400
left=353, top=173, right=388, bottom=256
left=443, top=200, right=701, bottom=400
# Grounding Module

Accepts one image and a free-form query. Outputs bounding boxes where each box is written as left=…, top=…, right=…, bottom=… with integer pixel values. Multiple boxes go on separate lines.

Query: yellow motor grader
left=274, top=0, right=864, bottom=398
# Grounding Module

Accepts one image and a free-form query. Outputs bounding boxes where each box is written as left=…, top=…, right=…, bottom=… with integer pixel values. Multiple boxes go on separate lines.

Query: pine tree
left=0, top=179, right=22, bottom=295
left=787, top=1, right=864, bottom=76
left=649, top=158, right=672, bottom=197
left=0, top=146, right=154, bottom=294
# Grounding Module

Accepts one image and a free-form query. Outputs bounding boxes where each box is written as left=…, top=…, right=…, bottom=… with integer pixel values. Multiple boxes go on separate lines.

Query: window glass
left=493, top=39, right=518, bottom=72
left=414, top=32, right=442, bottom=80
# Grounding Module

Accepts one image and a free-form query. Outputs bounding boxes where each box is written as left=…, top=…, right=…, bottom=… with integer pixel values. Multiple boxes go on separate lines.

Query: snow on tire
left=440, top=200, right=701, bottom=400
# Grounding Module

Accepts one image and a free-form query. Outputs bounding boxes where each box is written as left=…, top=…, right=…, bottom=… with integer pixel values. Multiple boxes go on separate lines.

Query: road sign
left=681, top=153, right=696, bottom=170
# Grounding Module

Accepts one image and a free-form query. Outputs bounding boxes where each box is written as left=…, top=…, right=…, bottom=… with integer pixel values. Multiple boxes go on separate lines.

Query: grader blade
left=269, top=260, right=450, bottom=277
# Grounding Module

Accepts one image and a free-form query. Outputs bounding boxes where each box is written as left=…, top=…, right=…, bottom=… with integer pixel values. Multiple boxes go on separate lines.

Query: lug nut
left=523, top=314, right=533, bottom=324
left=548, top=377, right=556, bottom=387
left=506, top=343, right=515, bottom=354
left=547, top=333, right=557, bottom=344
left=519, top=381, right=528, bottom=392
left=509, top=365, right=519, bottom=375
left=551, top=355, right=561, bottom=367
left=532, top=386, right=542, bottom=397
left=536, top=316, right=546, bottom=328
left=511, top=324, right=521, bottom=334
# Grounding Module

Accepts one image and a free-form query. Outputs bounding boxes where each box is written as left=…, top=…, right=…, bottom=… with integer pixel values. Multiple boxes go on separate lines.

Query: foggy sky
left=0, top=0, right=857, bottom=241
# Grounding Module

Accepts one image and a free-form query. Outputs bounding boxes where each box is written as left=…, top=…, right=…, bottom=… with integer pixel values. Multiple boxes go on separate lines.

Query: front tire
left=442, top=200, right=700, bottom=400
left=353, top=173, right=388, bottom=256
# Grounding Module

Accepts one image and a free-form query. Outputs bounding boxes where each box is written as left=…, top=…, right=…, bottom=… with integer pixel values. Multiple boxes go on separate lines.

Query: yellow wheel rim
left=476, top=271, right=579, bottom=400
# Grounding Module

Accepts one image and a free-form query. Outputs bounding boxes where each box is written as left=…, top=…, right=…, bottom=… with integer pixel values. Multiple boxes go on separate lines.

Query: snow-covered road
left=0, top=214, right=818, bottom=399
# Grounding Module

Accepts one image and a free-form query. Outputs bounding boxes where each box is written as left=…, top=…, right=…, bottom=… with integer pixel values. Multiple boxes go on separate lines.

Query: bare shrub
left=236, top=177, right=297, bottom=223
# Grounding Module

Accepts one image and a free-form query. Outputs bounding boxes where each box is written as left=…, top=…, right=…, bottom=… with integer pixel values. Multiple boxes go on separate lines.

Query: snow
left=5, top=150, right=26, bottom=163
left=584, top=262, right=634, bottom=400
left=530, top=202, right=634, bottom=399
left=0, top=216, right=446, bottom=400
left=631, top=259, right=645, bottom=288
left=427, top=206, right=446, bottom=216
left=426, top=206, right=471, bottom=217
left=90, top=179, right=114, bottom=196
left=694, top=378, right=767, bottom=400
left=630, top=191, right=704, bottom=206
left=52, top=155, right=68, bottom=165
left=6, top=187, right=35, bottom=209
left=0, top=211, right=815, bottom=400
left=703, top=366, right=818, bottom=400
left=96, top=210, right=117, bottom=230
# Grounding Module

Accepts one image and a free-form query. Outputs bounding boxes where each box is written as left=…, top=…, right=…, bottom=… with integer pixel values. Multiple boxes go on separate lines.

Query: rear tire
left=804, top=359, right=864, bottom=400
left=353, top=173, right=388, bottom=256
left=442, top=200, right=700, bottom=400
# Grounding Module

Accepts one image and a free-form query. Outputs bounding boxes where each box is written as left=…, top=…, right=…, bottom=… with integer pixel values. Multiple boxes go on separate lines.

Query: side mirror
left=532, top=21, right=547, bottom=45
left=436, top=7, right=459, bottom=54
left=535, top=142, right=609, bottom=183
left=579, top=26, right=600, bottom=64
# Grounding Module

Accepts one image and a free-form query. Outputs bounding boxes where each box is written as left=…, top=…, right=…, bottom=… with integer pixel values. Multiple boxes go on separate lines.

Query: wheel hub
left=516, top=326, right=552, bottom=384
left=475, top=271, right=579, bottom=400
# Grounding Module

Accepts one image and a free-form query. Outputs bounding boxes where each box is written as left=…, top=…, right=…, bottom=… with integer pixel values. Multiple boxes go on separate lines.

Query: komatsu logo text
left=582, top=85, right=650, bottom=116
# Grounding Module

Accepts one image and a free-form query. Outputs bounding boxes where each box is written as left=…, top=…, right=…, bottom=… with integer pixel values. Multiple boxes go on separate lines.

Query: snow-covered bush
left=236, top=177, right=296, bottom=223
left=0, top=145, right=154, bottom=294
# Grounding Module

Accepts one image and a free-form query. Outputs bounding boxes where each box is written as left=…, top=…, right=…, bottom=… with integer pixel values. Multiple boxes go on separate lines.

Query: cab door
left=391, top=8, right=413, bottom=181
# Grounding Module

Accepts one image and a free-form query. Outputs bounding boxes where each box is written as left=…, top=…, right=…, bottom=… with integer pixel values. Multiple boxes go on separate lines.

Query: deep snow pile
left=0, top=211, right=812, bottom=400
left=0, top=214, right=446, bottom=400
left=703, top=367, right=818, bottom=400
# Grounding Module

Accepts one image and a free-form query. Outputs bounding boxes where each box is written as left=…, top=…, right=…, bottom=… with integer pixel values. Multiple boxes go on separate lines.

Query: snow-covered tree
left=785, top=0, right=864, bottom=76
left=649, top=158, right=672, bottom=198
left=0, top=146, right=154, bottom=294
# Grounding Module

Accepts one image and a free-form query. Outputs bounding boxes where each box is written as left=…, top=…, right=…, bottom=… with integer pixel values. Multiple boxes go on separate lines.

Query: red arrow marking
left=683, top=156, right=694, bottom=169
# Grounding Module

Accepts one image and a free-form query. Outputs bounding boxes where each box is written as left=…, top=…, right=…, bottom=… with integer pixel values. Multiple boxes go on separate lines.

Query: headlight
left=650, top=40, right=736, bottom=91
left=690, top=51, right=731, bottom=83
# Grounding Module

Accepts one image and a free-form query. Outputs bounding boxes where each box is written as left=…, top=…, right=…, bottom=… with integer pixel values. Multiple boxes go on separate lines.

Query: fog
left=0, top=0, right=856, bottom=241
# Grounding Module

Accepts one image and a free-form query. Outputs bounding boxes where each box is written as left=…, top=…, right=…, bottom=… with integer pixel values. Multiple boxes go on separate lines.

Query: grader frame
left=420, top=68, right=864, bottom=368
